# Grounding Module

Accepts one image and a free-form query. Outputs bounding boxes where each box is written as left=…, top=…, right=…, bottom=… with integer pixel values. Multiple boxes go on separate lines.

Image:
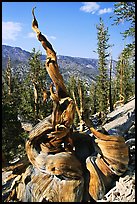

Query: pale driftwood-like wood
left=113, top=94, right=125, bottom=109
left=28, top=115, right=53, bottom=140
left=83, top=127, right=129, bottom=201
left=32, top=7, right=67, bottom=100
left=7, top=164, right=84, bottom=202
left=90, top=127, right=129, bottom=176
left=90, top=127, right=125, bottom=141
left=86, top=155, right=116, bottom=201
left=95, top=156, right=115, bottom=186
left=32, top=81, right=38, bottom=115
left=6, top=57, right=12, bottom=96
left=72, top=90, right=85, bottom=131
left=86, top=156, right=106, bottom=201
left=42, top=88, right=48, bottom=103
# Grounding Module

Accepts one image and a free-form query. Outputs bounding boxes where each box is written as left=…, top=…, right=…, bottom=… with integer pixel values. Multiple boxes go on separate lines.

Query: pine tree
left=2, top=58, right=25, bottom=161
left=121, top=48, right=135, bottom=102
left=96, top=17, right=110, bottom=121
left=111, top=2, right=135, bottom=72
left=6, top=56, right=12, bottom=95
left=111, top=2, right=135, bottom=39
left=114, top=47, right=135, bottom=107
left=29, top=48, right=43, bottom=119
left=67, top=76, right=90, bottom=128
left=89, top=81, right=97, bottom=115
left=111, top=2, right=135, bottom=106
left=19, top=48, right=51, bottom=124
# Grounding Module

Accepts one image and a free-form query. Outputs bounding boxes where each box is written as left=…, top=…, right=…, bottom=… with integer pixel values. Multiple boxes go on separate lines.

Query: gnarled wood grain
left=90, top=127, right=129, bottom=176
left=32, top=7, right=67, bottom=100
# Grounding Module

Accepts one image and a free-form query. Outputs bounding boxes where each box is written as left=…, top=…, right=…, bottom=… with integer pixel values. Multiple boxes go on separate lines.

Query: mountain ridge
left=2, top=44, right=117, bottom=84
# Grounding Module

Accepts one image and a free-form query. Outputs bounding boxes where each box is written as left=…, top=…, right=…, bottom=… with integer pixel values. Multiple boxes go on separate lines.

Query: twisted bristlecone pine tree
left=3, top=8, right=129, bottom=202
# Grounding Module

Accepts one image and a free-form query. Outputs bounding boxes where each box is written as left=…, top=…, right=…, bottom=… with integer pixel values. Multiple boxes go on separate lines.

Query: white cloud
left=80, top=2, right=100, bottom=14
left=49, top=36, right=56, bottom=40
left=98, top=8, right=113, bottom=15
left=2, top=21, right=22, bottom=41
left=27, top=32, right=36, bottom=38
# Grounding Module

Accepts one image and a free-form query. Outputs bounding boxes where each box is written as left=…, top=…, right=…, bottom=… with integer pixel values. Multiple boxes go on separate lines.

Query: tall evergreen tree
left=111, top=2, right=135, bottom=40
left=2, top=58, right=25, bottom=161
left=96, top=17, right=110, bottom=120
left=19, top=48, right=51, bottom=124
left=111, top=2, right=135, bottom=72
left=109, top=55, right=114, bottom=112
left=116, top=48, right=135, bottom=103
left=114, top=47, right=135, bottom=107
left=110, top=2, right=135, bottom=107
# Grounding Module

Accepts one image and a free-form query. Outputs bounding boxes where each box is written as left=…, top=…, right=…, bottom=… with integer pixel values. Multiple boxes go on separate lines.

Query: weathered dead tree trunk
left=113, top=54, right=125, bottom=109
left=42, top=88, right=48, bottom=103
left=3, top=8, right=129, bottom=202
left=109, top=55, right=114, bottom=112
left=31, top=80, right=39, bottom=117
left=32, top=8, right=68, bottom=100
left=72, top=81, right=85, bottom=131
left=6, top=57, right=12, bottom=96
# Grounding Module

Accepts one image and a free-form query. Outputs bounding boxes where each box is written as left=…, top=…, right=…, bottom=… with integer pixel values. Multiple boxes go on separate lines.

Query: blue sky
left=2, top=2, right=133, bottom=60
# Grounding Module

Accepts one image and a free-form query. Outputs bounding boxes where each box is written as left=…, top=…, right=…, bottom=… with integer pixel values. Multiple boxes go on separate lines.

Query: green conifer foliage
left=19, top=48, right=51, bottom=124
left=114, top=48, right=135, bottom=105
left=96, top=17, right=110, bottom=119
left=2, top=58, right=25, bottom=161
